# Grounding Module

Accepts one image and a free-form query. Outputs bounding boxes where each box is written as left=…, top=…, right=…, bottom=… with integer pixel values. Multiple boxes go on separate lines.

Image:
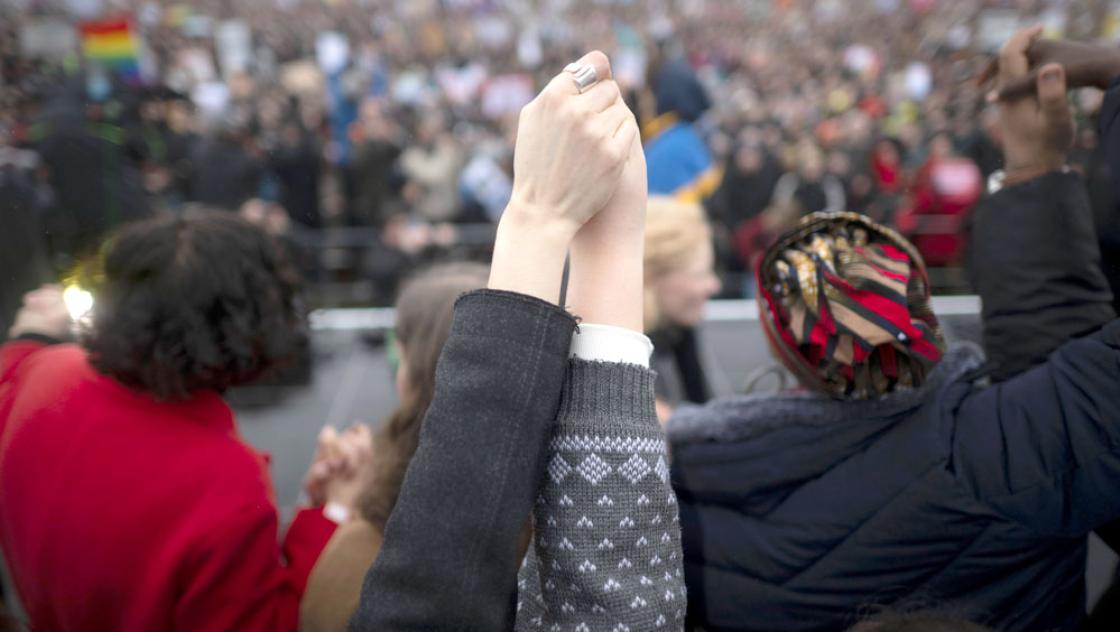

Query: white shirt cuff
left=323, top=501, right=352, bottom=525
left=570, top=323, right=653, bottom=368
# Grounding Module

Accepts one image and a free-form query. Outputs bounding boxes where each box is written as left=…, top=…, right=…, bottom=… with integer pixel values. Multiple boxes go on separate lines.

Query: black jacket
left=967, top=171, right=1114, bottom=382
left=349, top=290, right=576, bottom=631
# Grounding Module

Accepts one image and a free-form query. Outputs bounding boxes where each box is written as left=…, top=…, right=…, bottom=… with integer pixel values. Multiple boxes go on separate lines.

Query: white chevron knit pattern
left=517, top=431, right=686, bottom=630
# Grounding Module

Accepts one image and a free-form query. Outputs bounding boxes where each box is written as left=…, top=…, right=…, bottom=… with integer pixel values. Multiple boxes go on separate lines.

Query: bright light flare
left=63, top=286, right=94, bottom=321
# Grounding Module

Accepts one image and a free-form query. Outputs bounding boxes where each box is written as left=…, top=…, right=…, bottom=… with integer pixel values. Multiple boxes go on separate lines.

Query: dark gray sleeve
left=517, top=360, right=686, bottom=631
left=350, top=289, right=577, bottom=632
left=966, top=171, right=1115, bottom=382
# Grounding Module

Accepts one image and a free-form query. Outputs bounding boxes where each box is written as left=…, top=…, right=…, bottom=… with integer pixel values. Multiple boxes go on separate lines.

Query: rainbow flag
left=79, top=18, right=141, bottom=81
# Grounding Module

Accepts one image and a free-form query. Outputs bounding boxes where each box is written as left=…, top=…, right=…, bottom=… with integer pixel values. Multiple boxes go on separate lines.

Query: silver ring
left=564, top=62, right=599, bottom=93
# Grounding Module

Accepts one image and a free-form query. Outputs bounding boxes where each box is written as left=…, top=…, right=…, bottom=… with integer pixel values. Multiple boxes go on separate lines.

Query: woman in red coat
left=0, top=213, right=371, bottom=632
left=896, top=131, right=983, bottom=267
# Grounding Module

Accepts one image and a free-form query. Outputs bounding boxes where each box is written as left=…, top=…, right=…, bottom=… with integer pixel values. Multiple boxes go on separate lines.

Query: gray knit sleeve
left=516, top=360, right=686, bottom=631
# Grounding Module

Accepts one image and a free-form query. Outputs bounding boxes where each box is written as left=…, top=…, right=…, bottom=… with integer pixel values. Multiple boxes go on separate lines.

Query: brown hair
left=643, top=196, right=713, bottom=330
left=358, top=262, right=489, bottom=529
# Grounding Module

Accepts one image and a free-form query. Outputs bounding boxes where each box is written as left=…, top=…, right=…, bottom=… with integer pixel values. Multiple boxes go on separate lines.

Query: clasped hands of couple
left=306, top=51, right=647, bottom=519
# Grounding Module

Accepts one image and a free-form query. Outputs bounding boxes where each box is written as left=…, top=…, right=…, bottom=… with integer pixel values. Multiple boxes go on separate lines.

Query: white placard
left=65, top=0, right=104, bottom=19
left=20, top=19, right=78, bottom=59
left=216, top=20, right=252, bottom=78
left=191, top=81, right=230, bottom=117
left=316, top=31, right=350, bottom=75
left=976, top=9, right=1020, bottom=53
left=905, top=62, right=932, bottom=100
left=1041, top=7, right=1067, bottom=38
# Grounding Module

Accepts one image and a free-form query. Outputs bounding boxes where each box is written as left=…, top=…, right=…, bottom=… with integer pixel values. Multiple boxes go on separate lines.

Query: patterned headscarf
left=756, top=212, right=945, bottom=399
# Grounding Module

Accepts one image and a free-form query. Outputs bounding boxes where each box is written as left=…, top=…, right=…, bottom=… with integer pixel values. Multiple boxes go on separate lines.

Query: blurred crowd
left=7, top=2, right=1120, bottom=631
left=3, top=0, right=1118, bottom=309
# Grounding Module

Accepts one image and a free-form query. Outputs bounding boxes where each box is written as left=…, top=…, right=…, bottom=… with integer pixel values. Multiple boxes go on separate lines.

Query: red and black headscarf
left=756, top=212, right=945, bottom=399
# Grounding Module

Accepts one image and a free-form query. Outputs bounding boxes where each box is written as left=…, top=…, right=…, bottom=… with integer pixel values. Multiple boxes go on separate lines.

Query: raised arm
left=516, top=77, right=687, bottom=630
left=969, top=28, right=1114, bottom=382
left=349, top=51, right=637, bottom=631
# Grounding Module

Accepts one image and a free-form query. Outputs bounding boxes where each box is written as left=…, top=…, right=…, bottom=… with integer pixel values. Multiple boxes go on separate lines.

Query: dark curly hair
left=85, top=212, right=305, bottom=401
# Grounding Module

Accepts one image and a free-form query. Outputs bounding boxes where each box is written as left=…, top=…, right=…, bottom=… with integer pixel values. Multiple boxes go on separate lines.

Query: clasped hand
left=488, top=51, right=647, bottom=319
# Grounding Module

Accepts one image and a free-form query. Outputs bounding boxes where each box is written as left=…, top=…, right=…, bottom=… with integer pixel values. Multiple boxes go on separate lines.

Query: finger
left=25, top=287, right=58, bottom=301
left=1034, top=64, right=1070, bottom=127
left=544, top=50, right=613, bottom=98
left=307, top=461, right=329, bottom=483
left=579, top=78, right=623, bottom=114
left=597, top=100, right=633, bottom=139
left=996, top=71, right=1039, bottom=102
left=319, top=425, right=339, bottom=448
left=573, top=50, right=612, bottom=84
left=24, top=292, right=51, bottom=307
left=319, top=427, right=342, bottom=460
left=338, top=440, right=363, bottom=474
left=351, top=423, right=373, bottom=442
left=616, top=118, right=640, bottom=155
left=976, top=56, right=999, bottom=88
left=998, top=25, right=1043, bottom=85
left=616, top=120, right=643, bottom=178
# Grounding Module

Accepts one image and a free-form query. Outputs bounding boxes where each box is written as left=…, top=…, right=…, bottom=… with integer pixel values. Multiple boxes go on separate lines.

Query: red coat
left=0, top=341, right=336, bottom=632
left=896, top=157, right=982, bottom=267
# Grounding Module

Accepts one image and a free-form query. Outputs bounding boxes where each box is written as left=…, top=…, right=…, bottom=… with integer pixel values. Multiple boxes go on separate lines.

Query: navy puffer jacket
left=668, top=322, right=1120, bottom=631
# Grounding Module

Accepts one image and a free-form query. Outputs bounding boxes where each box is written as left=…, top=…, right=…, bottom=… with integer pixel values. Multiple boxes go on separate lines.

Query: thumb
left=1037, top=63, right=1068, bottom=121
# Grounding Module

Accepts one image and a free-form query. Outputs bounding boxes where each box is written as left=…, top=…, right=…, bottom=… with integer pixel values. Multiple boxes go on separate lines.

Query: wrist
left=1002, top=163, right=1067, bottom=188
left=503, top=188, right=582, bottom=240
left=488, top=206, right=575, bottom=303
left=497, top=201, right=580, bottom=247
left=567, top=234, right=644, bottom=332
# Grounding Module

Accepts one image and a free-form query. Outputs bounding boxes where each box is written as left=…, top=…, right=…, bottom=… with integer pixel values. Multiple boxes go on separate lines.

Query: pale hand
left=490, top=51, right=639, bottom=303
left=506, top=50, right=640, bottom=240
left=303, top=425, right=344, bottom=507
left=9, top=285, right=71, bottom=340
left=566, top=128, right=647, bottom=331
left=323, top=423, right=374, bottom=511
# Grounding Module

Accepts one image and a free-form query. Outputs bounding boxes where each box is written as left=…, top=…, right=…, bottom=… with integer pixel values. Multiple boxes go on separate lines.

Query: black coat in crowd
left=35, top=98, right=150, bottom=262
left=0, top=173, right=50, bottom=341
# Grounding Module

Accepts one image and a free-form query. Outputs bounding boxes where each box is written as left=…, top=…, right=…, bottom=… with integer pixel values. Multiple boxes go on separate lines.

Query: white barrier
left=309, top=296, right=982, bottom=331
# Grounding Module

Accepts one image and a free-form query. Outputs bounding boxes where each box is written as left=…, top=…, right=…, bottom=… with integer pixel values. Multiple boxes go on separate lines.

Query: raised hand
left=506, top=50, right=638, bottom=238
left=984, top=36, right=1120, bottom=102
left=9, top=285, right=72, bottom=340
left=303, top=425, right=343, bottom=507
left=302, top=423, right=374, bottom=513
left=985, top=26, right=1075, bottom=186
left=566, top=125, right=647, bottom=331
left=489, top=51, right=639, bottom=303
left=323, top=424, right=374, bottom=511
